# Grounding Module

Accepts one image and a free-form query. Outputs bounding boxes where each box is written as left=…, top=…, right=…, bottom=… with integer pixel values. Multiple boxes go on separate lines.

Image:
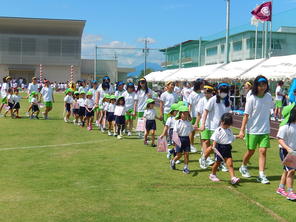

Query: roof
left=0, top=17, right=86, bottom=36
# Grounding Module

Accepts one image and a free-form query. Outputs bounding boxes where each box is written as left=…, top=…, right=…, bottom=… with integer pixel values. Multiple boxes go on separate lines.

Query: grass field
left=0, top=93, right=295, bottom=222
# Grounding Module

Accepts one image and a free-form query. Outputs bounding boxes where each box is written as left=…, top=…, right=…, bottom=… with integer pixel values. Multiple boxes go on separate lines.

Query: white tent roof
left=240, top=55, right=296, bottom=81
left=206, top=59, right=265, bottom=81
left=145, top=70, right=162, bottom=82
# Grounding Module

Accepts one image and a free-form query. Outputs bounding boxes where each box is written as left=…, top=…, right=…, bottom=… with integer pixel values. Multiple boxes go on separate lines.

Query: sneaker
left=108, top=131, right=112, bottom=136
left=170, top=160, right=176, bottom=170
left=127, top=131, right=132, bottom=136
left=257, top=175, right=270, bottom=184
left=231, top=177, right=240, bottom=185
left=206, top=157, right=215, bottom=166
left=101, top=127, right=105, bottom=133
left=113, top=133, right=117, bottom=137
left=64, top=117, right=68, bottom=123
left=87, top=126, right=91, bottom=131
left=117, top=135, right=122, bottom=140
left=89, top=125, right=93, bottom=130
left=199, top=157, right=208, bottom=169
left=276, top=188, right=288, bottom=197
left=151, top=144, right=156, bottom=147
left=239, top=166, right=251, bottom=178
left=190, top=145, right=198, bottom=153
left=175, top=160, right=181, bottom=164
left=144, top=140, right=148, bottom=145
left=286, top=192, right=296, bottom=201
left=183, top=168, right=190, bottom=174
left=167, top=151, right=172, bottom=160
left=35, top=116, right=39, bottom=119
left=209, top=174, right=220, bottom=182
left=219, top=163, right=228, bottom=172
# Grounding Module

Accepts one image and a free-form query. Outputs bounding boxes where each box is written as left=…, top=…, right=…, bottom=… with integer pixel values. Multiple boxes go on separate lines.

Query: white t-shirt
left=6, top=94, right=13, bottom=103
left=78, top=86, right=88, bottom=93
left=245, top=93, right=273, bottom=134
left=85, top=98, right=95, bottom=109
left=64, top=95, right=73, bottom=104
left=12, top=95, right=21, bottom=103
left=40, top=87, right=53, bottom=102
left=211, top=127, right=235, bottom=145
left=160, top=91, right=179, bottom=114
left=27, top=83, right=38, bottom=94
left=114, top=105, right=126, bottom=116
left=103, top=102, right=109, bottom=111
left=188, top=91, right=204, bottom=117
left=115, top=90, right=126, bottom=98
left=98, top=84, right=114, bottom=94
left=205, top=95, right=231, bottom=131
left=174, top=86, right=181, bottom=96
left=246, top=90, right=252, bottom=101
left=144, top=109, right=157, bottom=120
left=73, top=99, right=80, bottom=109
left=165, top=116, right=176, bottom=129
left=135, top=88, right=153, bottom=112
left=198, top=97, right=210, bottom=127
left=181, top=87, right=192, bottom=103
left=1, top=82, right=9, bottom=98
left=123, top=91, right=136, bottom=111
left=97, top=89, right=109, bottom=106
left=277, top=124, right=296, bottom=151
left=108, top=103, right=116, bottom=112
left=275, top=86, right=283, bottom=101
left=88, top=88, right=98, bottom=102
left=31, top=97, right=38, bottom=105
left=78, top=98, right=86, bottom=107
left=173, top=119, right=194, bottom=137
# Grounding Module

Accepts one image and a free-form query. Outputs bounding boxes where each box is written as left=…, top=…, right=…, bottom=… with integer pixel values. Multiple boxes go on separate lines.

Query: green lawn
left=0, top=93, right=295, bottom=222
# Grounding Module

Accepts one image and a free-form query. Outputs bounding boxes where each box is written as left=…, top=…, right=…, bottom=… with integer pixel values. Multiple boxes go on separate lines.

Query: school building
left=161, top=26, right=296, bottom=69
left=0, top=17, right=133, bottom=83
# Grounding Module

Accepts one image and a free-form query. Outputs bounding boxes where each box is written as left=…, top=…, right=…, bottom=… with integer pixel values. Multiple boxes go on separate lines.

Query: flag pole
left=255, top=23, right=258, bottom=59
left=261, top=22, right=265, bottom=58
left=269, top=0, right=273, bottom=58
left=265, top=21, right=268, bottom=58
left=225, top=0, right=230, bottom=64
left=178, top=42, right=182, bottom=68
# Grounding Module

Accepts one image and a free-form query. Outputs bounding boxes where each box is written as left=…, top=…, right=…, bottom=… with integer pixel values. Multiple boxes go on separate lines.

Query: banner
left=251, top=2, right=272, bottom=22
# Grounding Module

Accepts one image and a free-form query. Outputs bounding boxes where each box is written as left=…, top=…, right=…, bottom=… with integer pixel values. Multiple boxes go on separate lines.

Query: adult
left=0, top=76, right=11, bottom=114
left=78, top=81, right=88, bottom=93
left=99, top=76, right=114, bottom=94
left=274, top=80, right=285, bottom=121
left=134, top=78, right=153, bottom=138
left=187, top=79, right=205, bottom=152
left=159, top=81, right=179, bottom=124
left=241, top=81, right=253, bottom=109
left=40, top=80, right=54, bottom=119
left=27, top=77, right=39, bottom=109
left=238, top=76, right=274, bottom=184
left=181, top=82, right=192, bottom=104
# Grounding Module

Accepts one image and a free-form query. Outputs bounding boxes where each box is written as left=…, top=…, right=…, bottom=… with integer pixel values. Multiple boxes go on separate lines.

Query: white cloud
left=81, top=34, right=103, bottom=57
left=137, top=37, right=156, bottom=44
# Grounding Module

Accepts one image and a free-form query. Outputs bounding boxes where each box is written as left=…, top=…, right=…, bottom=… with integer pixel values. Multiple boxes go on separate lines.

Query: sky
left=0, top=0, right=296, bottom=67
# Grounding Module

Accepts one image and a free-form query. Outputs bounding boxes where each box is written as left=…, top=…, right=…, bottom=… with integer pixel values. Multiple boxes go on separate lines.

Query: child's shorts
left=168, top=128, right=173, bottom=144
left=85, top=110, right=94, bottom=117
left=72, top=108, right=79, bottom=115
left=279, top=148, right=296, bottom=171
left=107, top=112, right=115, bottom=122
left=115, top=115, right=125, bottom=125
left=176, top=136, right=190, bottom=153
left=146, top=119, right=156, bottom=131
left=14, top=102, right=20, bottom=109
left=78, top=107, right=86, bottom=117
left=8, top=102, right=14, bottom=109
left=215, top=144, right=232, bottom=162
left=106, top=111, right=109, bottom=119
left=32, top=105, right=39, bottom=112
left=65, top=103, right=71, bottom=112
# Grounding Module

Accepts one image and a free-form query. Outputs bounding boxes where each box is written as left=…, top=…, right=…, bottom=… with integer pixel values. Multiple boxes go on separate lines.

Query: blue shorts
left=176, top=136, right=190, bottom=153
left=107, top=112, right=115, bottom=122
left=146, top=120, right=156, bottom=131
left=215, top=144, right=232, bottom=162
left=115, top=115, right=125, bottom=125
left=280, top=148, right=296, bottom=171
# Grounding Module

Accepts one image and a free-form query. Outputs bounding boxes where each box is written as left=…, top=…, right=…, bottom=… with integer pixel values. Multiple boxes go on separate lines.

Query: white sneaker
left=101, top=127, right=105, bottom=133
left=64, top=117, right=68, bottom=123
left=199, top=157, right=208, bottom=169
left=166, top=151, right=172, bottom=160
left=190, top=145, right=198, bottom=153
left=219, top=163, right=228, bottom=172
left=113, top=133, right=117, bottom=137
left=108, top=131, right=112, bottom=136
left=117, top=135, right=122, bottom=140
left=176, top=160, right=181, bottom=164
left=128, top=131, right=132, bottom=136
left=206, top=157, right=215, bottom=166
left=257, top=175, right=270, bottom=184
left=239, top=166, right=251, bottom=178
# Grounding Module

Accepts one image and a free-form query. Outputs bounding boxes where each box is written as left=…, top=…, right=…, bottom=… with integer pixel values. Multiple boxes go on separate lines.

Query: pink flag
left=136, top=119, right=145, bottom=132
left=282, top=153, right=296, bottom=169
left=172, top=131, right=181, bottom=148
left=251, top=2, right=272, bottom=22
left=157, top=137, right=168, bottom=152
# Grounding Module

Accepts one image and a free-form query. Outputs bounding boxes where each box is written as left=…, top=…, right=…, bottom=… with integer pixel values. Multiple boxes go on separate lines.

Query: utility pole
left=198, top=37, right=202, bottom=66
left=94, top=46, right=97, bottom=80
left=143, top=39, right=149, bottom=76
left=225, top=0, right=230, bottom=64
left=179, top=42, right=182, bottom=68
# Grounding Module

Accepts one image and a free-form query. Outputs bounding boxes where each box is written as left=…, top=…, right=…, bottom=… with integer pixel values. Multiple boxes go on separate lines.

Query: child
left=85, top=91, right=95, bottom=130
left=143, top=99, right=160, bottom=147
left=123, top=82, right=136, bottom=136
left=115, top=81, right=126, bottom=97
left=78, top=91, right=86, bottom=127
left=107, top=95, right=116, bottom=136
left=64, top=89, right=73, bottom=123
left=12, top=88, right=21, bottom=118
left=72, top=91, right=80, bottom=125
left=209, top=113, right=240, bottom=184
left=96, top=82, right=110, bottom=130
left=102, top=94, right=110, bottom=132
left=170, top=105, right=193, bottom=174
left=159, top=103, right=179, bottom=159
left=0, top=76, right=10, bottom=115
left=114, top=96, right=126, bottom=139
left=238, top=76, right=274, bottom=184
left=194, top=85, right=215, bottom=169
left=276, top=104, right=296, bottom=200
left=40, top=80, right=54, bottom=120
left=3, top=88, right=14, bottom=118
left=30, top=92, right=40, bottom=119
left=274, top=80, right=284, bottom=121
left=199, top=83, right=231, bottom=172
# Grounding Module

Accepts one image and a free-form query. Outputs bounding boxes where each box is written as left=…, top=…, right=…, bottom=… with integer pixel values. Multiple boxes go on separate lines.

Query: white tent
left=205, top=59, right=265, bottom=81
left=145, top=68, right=180, bottom=82
left=145, top=71, right=162, bottom=82
left=240, top=55, right=296, bottom=81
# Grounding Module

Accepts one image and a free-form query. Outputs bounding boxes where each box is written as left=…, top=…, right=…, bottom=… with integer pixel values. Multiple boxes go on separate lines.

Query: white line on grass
left=226, top=186, right=288, bottom=222
left=0, top=140, right=109, bottom=151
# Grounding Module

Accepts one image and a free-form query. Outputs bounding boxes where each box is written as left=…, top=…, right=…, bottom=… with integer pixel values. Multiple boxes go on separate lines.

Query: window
left=48, top=39, right=61, bottom=56
left=62, top=40, right=79, bottom=57
left=221, top=44, right=225, bottom=53
left=22, top=38, right=36, bottom=56
left=9, top=37, right=21, bottom=55
left=272, top=39, right=282, bottom=50
left=233, top=41, right=242, bottom=51
left=206, top=46, right=218, bottom=56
